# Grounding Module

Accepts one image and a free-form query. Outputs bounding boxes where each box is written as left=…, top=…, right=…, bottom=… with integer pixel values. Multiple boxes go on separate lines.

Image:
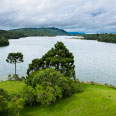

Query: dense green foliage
left=0, top=36, right=9, bottom=46
left=26, top=68, right=80, bottom=105
left=0, top=30, right=25, bottom=39
left=21, top=86, right=35, bottom=107
left=27, top=42, right=75, bottom=80
left=6, top=52, right=24, bottom=80
left=0, top=89, right=9, bottom=115
left=0, top=29, right=25, bottom=46
left=10, top=27, right=68, bottom=36
left=84, top=33, right=116, bottom=43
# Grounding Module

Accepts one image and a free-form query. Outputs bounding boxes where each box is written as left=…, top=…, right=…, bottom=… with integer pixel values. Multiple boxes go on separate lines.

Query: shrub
left=0, top=89, right=9, bottom=115
left=26, top=68, right=63, bottom=87
left=56, top=77, right=81, bottom=97
left=21, top=86, right=36, bottom=106
left=26, top=68, right=81, bottom=105
left=9, top=97, right=24, bottom=116
left=35, top=84, right=62, bottom=105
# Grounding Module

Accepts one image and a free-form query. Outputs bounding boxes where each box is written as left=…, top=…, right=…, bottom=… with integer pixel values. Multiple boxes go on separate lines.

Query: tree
left=6, top=52, right=23, bottom=80
left=27, top=42, right=76, bottom=80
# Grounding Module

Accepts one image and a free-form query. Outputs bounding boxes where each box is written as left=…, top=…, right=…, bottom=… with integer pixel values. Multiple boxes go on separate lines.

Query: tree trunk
left=15, top=62, right=16, bottom=80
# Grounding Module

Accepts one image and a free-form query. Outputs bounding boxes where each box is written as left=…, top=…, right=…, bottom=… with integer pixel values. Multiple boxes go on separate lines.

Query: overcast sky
left=0, top=0, right=116, bottom=33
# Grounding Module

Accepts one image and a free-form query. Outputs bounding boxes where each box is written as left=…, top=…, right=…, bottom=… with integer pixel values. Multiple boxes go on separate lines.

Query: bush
left=35, top=84, right=57, bottom=105
left=0, top=89, right=9, bottom=115
left=9, top=97, right=24, bottom=116
left=35, top=84, right=62, bottom=105
left=25, top=68, right=81, bottom=105
left=21, top=86, right=36, bottom=106
left=26, top=68, right=63, bottom=87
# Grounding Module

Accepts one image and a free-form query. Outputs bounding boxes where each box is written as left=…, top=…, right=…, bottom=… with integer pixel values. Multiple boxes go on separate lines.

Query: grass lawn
left=0, top=81, right=26, bottom=95
left=1, top=81, right=116, bottom=116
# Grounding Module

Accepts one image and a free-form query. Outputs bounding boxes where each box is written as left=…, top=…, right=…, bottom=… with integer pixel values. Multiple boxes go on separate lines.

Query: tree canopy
left=6, top=52, right=23, bottom=64
left=6, top=52, right=24, bottom=79
left=27, top=42, right=76, bottom=80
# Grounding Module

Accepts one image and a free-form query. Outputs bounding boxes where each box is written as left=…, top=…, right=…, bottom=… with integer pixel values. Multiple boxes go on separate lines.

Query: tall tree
left=27, top=42, right=76, bottom=80
left=6, top=52, right=23, bottom=80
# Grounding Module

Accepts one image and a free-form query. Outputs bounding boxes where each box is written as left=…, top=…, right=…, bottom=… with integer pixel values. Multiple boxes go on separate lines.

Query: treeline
left=10, top=27, right=68, bottom=36
left=0, top=31, right=25, bottom=39
left=83, top=33, right=116, bottom=43
left=0, top=36, right=9, bottom=46
left=0, top=27, right=68, bottom=46
left=0, top=30, right=25, bottom=46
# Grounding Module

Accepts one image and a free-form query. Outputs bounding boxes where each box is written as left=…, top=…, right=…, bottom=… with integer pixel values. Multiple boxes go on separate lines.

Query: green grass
left=1, top=81, right=116, bottom=116
left=0, top=81, right=25, bottom=94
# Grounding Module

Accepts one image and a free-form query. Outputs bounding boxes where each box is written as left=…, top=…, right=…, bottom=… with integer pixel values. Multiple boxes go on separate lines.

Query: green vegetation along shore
left=1, top=27, right=116, bottom=46
left=0, top=29, right=25, bottom=46
left=0, top=36, right=9, bottom=46
left=0, top=27, right=68, bottom=46
left=1, top=81, right=116, bottom=116
left=10, top=27, right=68, bottom=36
left=83, top=33, right=116, bottom=43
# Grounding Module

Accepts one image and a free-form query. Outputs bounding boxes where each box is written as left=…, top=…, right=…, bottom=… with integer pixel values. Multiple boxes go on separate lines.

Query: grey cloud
left=0, top=0, right=116, bottom=33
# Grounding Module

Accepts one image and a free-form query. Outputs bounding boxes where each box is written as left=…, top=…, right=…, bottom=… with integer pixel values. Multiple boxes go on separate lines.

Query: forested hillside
left=0, top=27, right=68, bottom=46
left=10, top=27, right=68, bottom=36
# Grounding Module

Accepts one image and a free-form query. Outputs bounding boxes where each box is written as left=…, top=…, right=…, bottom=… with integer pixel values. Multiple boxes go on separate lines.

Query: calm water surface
left=0, top=36, right=116, bottom=85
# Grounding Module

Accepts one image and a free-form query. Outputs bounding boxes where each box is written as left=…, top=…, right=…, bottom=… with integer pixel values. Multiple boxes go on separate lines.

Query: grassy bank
left=0, top=81, right=116, bottom=116
left=0, top=81, right=25, bottom=95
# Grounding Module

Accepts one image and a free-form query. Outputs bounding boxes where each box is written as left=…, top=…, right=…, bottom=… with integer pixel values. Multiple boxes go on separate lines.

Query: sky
left=0, top=0, right=116, bottom=33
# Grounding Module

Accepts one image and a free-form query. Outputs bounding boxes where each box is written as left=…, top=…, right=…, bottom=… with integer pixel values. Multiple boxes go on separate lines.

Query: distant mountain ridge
left=9, top=27, right=68, bottom=36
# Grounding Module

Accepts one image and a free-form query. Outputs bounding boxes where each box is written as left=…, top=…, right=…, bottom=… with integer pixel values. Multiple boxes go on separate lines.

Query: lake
left=0, top=36, right=116, bottom=85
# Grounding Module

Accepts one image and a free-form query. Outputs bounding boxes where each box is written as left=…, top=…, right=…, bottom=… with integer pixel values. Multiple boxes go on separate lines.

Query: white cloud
left=0, top=0, right=116, bottom=33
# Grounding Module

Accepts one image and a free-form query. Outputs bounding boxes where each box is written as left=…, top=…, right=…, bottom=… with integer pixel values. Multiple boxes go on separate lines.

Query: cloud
left=0, top=0, right=116, bottom=33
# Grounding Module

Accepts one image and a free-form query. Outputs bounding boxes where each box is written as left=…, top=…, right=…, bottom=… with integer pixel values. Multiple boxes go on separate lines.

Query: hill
left=0, top=27, right=68, bottom=46
left=10, top=27, right=68, bottom=36
left=0, top=29, right=25, bottom=39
